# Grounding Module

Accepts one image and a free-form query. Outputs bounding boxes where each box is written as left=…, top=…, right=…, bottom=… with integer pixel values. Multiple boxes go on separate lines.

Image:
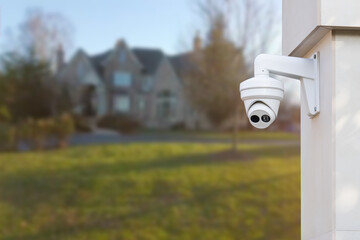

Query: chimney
left=116, top=39, right=125, bottom=48
left=193, top=31, right=202, bottom=52
left=56, top=43, right=64, bottom=72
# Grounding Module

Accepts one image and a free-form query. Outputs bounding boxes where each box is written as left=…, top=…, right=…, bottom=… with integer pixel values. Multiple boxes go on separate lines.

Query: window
left=157, top=90, right=176, bottom=119
left=113, top=71, right=132, bottom=87
left=114, top=95, right=130, bottom=113
left=142, top=76, right=153, bottom=92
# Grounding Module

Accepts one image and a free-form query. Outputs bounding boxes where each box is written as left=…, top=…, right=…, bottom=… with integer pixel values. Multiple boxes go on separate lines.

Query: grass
left=0, top=143, right=300, bottom=240
left=143, top=130, right=300, bottom=141
left=185, top=131, right=299, bottom=141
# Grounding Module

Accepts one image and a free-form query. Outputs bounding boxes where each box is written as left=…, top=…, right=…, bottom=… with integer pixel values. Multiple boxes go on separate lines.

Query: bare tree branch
left=6, top=8, right=74, bottom=68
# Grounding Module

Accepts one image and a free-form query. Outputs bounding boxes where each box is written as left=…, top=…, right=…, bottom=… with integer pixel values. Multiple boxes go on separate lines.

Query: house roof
left=169, top=52, right=197, bottom=78
left=132, top=48, right=164, bottom=74
left=88, top=48, right=165, bottom=76
left=91, top=50, right=111, bottom=66
left=89, top=50, right=111, bottom=77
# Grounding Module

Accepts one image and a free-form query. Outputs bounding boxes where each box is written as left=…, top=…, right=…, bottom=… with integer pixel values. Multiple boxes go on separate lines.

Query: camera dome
left=239, top=75, right=284, bottom=129
left=248, top=102, right=276, bottom=129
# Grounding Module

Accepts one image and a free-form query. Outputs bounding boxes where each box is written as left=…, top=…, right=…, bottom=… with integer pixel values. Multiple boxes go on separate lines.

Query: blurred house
left=56, top=38, right=211, bottom=130
left=56, top=36, right=297, bottom=131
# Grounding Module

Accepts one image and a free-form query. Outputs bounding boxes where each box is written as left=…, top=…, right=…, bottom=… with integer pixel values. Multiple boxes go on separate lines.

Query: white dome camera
left=240, top=75, right=284, bottom=129
left=240, top=53, right=320, bottom=129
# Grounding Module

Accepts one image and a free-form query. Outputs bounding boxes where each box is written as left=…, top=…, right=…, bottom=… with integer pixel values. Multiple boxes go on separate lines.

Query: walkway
left=69, top=129, right=300, bottom=147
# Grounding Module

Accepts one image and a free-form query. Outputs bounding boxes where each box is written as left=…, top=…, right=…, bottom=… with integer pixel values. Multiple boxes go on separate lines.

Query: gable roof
left=89, top=50, right=111, bottom=77
left=132, top=48, right=164, bottom=74
left=91, top=50, right=111, bottom=66
left=88, top=48, right=165, bottom=77
left=169, top=52, right=196, bottom=78
left=56, top=48, right=95, bottom=81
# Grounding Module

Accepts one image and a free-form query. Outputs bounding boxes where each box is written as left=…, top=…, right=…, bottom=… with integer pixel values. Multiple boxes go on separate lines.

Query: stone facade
left=57, top=39, right=209, bottom=129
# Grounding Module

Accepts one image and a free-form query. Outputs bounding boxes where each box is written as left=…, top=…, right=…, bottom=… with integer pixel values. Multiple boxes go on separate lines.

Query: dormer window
left=113, top=71, right=132, bottom=87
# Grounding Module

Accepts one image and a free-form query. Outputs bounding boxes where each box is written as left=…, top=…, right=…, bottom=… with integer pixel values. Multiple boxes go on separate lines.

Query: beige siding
left=148, top=58, right=184, bottom=128
left=58, top=50, right=107, bottom=115
left=102, top=43, right=142, bottom=117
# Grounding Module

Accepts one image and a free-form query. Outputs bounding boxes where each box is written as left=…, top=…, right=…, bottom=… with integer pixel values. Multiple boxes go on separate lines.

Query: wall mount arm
left=254, top=52, right=320, bottom=117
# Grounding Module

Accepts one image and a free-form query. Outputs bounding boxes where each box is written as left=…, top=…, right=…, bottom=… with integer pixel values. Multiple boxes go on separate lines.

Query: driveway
left=69, top=129, right=299, bottom=146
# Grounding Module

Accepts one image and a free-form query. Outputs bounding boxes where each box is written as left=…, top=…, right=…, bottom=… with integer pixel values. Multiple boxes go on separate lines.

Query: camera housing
left=239, top=53, right=320, bottom=129
left=240, top=75, right=284, bottom=129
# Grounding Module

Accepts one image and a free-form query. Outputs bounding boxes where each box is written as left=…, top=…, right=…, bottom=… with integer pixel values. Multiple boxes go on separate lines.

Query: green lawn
left=186, top=131, right=299, bottom=141
left=0, top=143, right=300, bottom=240
left=144, top=130, right=300, bottom=141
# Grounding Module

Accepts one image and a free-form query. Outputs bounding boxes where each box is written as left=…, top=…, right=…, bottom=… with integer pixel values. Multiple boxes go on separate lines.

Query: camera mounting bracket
left=254, top=52, right=320, bottom=118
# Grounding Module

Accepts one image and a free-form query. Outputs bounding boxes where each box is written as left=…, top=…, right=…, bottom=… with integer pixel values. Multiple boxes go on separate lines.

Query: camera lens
left=250, top=115, right=260, bottom=123
left=261, top=115, right=271, bottom=122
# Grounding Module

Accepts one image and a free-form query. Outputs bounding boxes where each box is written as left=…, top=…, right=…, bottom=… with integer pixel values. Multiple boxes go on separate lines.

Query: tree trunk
left=232, top=105, right=239, bottom=152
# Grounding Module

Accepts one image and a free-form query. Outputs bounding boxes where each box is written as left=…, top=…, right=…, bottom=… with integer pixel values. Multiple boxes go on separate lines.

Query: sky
left=0, top=0, right=199, bottom=57
left=0, top=0, right=298, bottom=102
left=0, top=0, right=299, bottom=102
left=0, top=0, right=283, bottom=55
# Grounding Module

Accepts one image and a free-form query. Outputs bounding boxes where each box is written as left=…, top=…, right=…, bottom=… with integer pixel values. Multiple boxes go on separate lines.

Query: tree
left=0, top=54, right=54, bottom=122
left=196, top=0, right=281, bottom=63
left=186, top=14, right=247, bottom=129
left=55, top=84, right=74, bottom=115
left=232, top=0, right=281, bottom=60
left=185, top=0, right=279, bottom=151
left=5, top=8, right=73, bottom=71
left=0, top=9, right=75, bottom=121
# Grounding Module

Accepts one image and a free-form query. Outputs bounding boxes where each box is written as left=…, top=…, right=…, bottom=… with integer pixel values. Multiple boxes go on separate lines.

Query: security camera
left=240, top=53, right=320, bottom=129
left=240, top=75, right=284, bottom=129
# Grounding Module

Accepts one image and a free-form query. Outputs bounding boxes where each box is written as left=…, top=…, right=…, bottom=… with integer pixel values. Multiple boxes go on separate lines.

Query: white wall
left=283, top=0, right=360, bottom=56
left=301, top=31, right=335, bottom=240
left=290, top=28, right=360, bottom=240
left=334, top=31, right=360, bottom=239
left=283, top=1, right=360, bottom=239
left=322, top=1, right=360, bottom=27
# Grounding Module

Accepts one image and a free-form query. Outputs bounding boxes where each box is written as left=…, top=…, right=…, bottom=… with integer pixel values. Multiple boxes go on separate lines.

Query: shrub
left=97, top=114, right=141, bottom=134
left=72, top=114, right=93, bottom=132
left=18, top=118, right=35, bottom=142
left=0, top=123, right=16, bottom=151
left=0, top=105, right=11, bottom=122
left=51, top=113, right=75, bottom=148
left=33, top=119, right=52, bottom=150
left=17, top=118, right=52, bottom=151
left=171, top=122, right=186, bottom=131
left=14, top=114, right=75, bottom=151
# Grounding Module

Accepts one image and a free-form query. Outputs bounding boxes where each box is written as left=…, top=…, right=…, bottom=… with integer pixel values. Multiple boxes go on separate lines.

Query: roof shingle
left=132, top=48, right=164, bottom=74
